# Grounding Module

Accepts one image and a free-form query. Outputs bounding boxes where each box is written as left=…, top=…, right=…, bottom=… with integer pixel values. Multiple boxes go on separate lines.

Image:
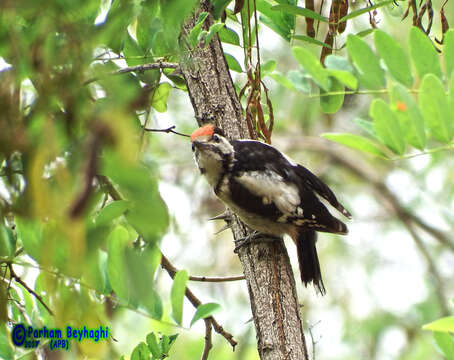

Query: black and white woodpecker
left=190, top=124, right=351, bottom=294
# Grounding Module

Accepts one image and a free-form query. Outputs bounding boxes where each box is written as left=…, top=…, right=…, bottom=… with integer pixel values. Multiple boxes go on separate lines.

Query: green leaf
left=292, top=46, right=330, bottom=90
left=102, top=0, right=134, bottom=53
left=346, top=34, right=385, bottom=89
left=123, top=34, right=146, bottom=67
left=353, top=118, right=376, bottom=137
left=419, top=74, right=453, bottom=143
left=151, top=82, right=172, bottom=113
left=146, top=332, right=162, bottom=358
left=189, top=12, right=209, bottom=47
left=224, top=53, right=243, bottom=72
left=434, top=332, right=454, bottom=360
left=218, top=26, right=241, bottom=46
left=145, top=288, right=163, bottom=320
left=271, top=4, right=329, bottom=22
left=168, top=334, right=179, bottom=346
left=107, top=226, right=130, bottom=302
left=409, top=26, right=442, bottom=79
left=161, top=0, right=199, bottom=52
left=15, top=218, right=42, bottom=262
left=270, top=72, right=298, bottom=90
left=325, top=55, right=354, bottom=73
left=206, top=23, right=225, bottom=44
left=124, top=246, right=163, bottom=318
left=374, top=29, right=412, bottom=87
left=292, top=34, right=332, bottom=48
left=0, top=324, right=14, bottom=360
left=171, top=270, right=188, bottom=325
left=257, top=0, right=295, bottom=41
left=103, top=153, right=169, bottom=241
left=326, top=69, right=358, bottom=90
left=449, top=73, right=454, bottom=130
left=160, top=335, right=171, bottom=354
left=320, top=77, right=344, bottom=113
left=123, top=33, right=159, bottom=85
left=445, top=30, right=454, bottom=79
left=322, top=133, right=388, bottom=158
left=190, top=303, right=221, bottom=326
left=0, top=224, right=15, bottom=258
left=131, top=342, right=151, bottom=360
left=423, top=316, right=454, bottom=332
left=390, top=84, right=426, bottom=150
left=339, top=0, right=394, bottom=22
left=286, top=70, right=311, bottom=93
left=95, top=200, right=130, bottom=226
left=136, top=0, right=159, bottom=52
left=261, top=60, right=277, bottom=76
left=212, top=0, right=232, bottom=19
left=370, top=99, right=405, bottom=154
left=355, top=29, right=375, bottom=38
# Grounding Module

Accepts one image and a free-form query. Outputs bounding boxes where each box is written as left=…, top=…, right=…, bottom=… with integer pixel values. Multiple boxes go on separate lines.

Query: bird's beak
left=192, top=140, right=208, bottom=151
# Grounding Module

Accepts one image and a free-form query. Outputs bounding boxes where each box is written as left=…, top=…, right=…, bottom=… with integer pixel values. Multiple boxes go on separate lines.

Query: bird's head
left=190, top=124, right=234, bottom=186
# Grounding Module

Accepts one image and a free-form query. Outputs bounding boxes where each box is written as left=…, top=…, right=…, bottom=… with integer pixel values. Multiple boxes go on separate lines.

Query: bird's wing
left=295, top=165, right=352, bottom=219
left=230, top=140, right=348, bottom=234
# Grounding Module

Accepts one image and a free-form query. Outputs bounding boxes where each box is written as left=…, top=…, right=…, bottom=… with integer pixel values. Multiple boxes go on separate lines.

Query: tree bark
left=179, top=2, right=309, bottom=359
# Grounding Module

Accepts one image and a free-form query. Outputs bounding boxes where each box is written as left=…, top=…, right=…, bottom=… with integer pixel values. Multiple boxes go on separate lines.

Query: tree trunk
left=179, top=2, right=309, bottom=360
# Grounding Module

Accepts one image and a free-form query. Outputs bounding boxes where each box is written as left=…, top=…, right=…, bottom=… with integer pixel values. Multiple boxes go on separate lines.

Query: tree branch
left=8, top=263, right=54, bottom=316
left=160, top=254, right=238, bottom=349
left=201, top=318, right=213, bottom=360
left=115, top=62, right=179, bottom=75
left=188, top=274, right=245, bottom=282
left=158, top=254, right=244, bottom=282
left=143, top=125, right=190, bottom=138
left=179, top=3, right=309, bottom=359
left=84, top=62, right=179, bottom=85
left=404, top=220, right=449, bottom=314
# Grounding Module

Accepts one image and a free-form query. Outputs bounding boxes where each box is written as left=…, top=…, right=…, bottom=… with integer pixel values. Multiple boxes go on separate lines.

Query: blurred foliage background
left=0, top=0, right=454, bottom=359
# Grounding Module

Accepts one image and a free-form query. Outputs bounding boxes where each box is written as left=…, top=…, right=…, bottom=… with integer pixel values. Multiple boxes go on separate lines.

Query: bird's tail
left=295, top=230, right=326, bottom=295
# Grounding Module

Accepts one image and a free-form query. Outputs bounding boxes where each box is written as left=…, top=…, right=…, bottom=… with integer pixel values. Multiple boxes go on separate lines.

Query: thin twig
left=143, top=125, right=190, bottom=138
left=161, top=254, right=238, bottom=349
left=389, top=143, right=454, bottom=160
left=160, top=258, right=244, bottom=282
left=84, top=62, right=179, bottom=85
left=307, top=320, right=321, bottom=360
left=201, top=318, right=213, bottom=360
left=96, top=175, right=122, bottom=201
left=402, top=219, right=449, bottom=315
left=189, top=274, right=245, bottom=282
left=7, top=263, right=54, bottom=316
left=115, top=62, right=179, bottom=75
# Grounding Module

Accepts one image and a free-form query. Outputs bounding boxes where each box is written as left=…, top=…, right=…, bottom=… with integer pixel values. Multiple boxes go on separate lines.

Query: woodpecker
left=191, top=124, right=351, bottom=294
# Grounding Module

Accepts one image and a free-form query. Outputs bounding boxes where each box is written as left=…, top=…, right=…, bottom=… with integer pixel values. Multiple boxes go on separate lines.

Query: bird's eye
left=213, top=134, right=220, bottom=142
left=191, top=143, right=195, bottom=151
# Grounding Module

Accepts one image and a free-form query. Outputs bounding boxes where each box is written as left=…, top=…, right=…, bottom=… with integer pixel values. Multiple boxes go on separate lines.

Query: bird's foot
left=233, top=231, right=281, bottom=253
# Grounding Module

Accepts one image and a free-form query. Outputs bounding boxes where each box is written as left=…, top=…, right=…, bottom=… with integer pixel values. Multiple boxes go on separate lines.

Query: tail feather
left=296, top=230, right=326, bottom=295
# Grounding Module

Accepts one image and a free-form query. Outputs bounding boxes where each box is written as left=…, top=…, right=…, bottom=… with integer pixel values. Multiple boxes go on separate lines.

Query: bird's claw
left=233, top=231, right=281, bottom=253
left=214, top=223, right=232, bottom=235
left=208, top=211, right=232, bottom=222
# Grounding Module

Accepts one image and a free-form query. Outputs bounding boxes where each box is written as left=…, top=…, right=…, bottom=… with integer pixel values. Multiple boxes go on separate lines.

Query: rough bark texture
left=179, top=2, right=309, bottom=359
